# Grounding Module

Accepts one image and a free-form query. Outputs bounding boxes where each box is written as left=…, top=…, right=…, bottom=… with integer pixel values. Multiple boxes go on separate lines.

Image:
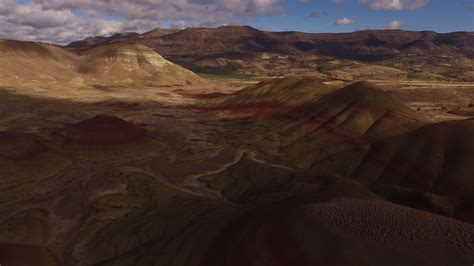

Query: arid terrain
left=69, top=27, right=474, bottom=82
left=0, top=29, right=474, bottom=265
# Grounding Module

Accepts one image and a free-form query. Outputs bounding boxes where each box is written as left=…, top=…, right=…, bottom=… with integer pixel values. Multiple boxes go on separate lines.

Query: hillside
left=196, top=77, right=473, bottom=223
left=197, top=79, right=423, bottom=164
left=0, top=40, right=78, bottom=88
left=67, top=26, right=474, bottom=81
left=77, top=43, right=202, bottom=86
left=0, top=40, right=203, bottom=89
left=0, top=70, right=473, bottom=264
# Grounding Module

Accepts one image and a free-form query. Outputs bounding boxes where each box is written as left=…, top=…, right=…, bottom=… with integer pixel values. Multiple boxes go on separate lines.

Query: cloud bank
left=0, top=0, right=436, bottom=44
left=0, top=0, right=283, bottom=44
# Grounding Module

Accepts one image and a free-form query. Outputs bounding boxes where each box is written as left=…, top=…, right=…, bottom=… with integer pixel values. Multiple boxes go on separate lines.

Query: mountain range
left=67, top=26, right=474, bottom=81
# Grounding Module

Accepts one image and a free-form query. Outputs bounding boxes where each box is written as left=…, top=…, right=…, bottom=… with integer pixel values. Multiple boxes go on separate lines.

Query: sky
left=0, top=0, right=472, bottom=44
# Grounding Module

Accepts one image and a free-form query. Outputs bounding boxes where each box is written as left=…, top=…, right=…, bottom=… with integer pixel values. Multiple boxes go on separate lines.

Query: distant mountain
left=67, top=32, right=141, bottom=48
left=67, top=29, right=180, bottom=48
left=66, top=26, right=474, bottom=81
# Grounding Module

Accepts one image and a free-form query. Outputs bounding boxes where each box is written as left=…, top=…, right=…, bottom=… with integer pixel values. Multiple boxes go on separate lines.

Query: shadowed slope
left=202, top=197, right=474, bottom=266
left=198, top=153, right=296, bottom=203
left=0, top=131, right=73, bottom=202
left=0, top=244, right=57, bottom=266
left=215, top=78, right=474, bottom=222
left=0, top=85, right=472, bottom=265
left=281, top=81, right=424, bottom=146
left=355, top=118, right=474, bottom=196
left=337, top=118, right=474, bottom=222
left=58, top=115, right=158, bottom=160
left=225, top=80, right=426, bottom=168
left=71, top=168, right=242, bottom=265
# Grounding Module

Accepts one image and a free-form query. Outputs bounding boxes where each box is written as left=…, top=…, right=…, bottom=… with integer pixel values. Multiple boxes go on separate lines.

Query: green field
left=198, top=73, right=257, bottom=79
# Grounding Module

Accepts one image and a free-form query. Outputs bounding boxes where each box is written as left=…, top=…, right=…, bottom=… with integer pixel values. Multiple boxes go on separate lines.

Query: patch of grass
left=198, top=73, right=257, bottom=79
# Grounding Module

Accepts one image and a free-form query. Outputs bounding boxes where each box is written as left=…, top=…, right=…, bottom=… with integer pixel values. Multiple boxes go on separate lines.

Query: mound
left=0, top=40, right=77, bottom=88
left=58, top=115, right=158, bottom=160
left=204, top=79, right=426, bottom=169
left=354, top=118, right=474, bottom=196
left=286, top=81, right=424, bottom=137
left=340, top=118, right=474, bottom=222
left=0, top=40, right=71, bottom=58
left=226, top=76, right=330, bottom=106
left=203, top=198, right=474, bottom=266
left=251, top=81, right=426, bottom=168
left=0, top=39, right=204, bottom=89
left=205, top=76, right=332, bottom=120
left=0, top=131, right=73, bottom=202
left=77, top=43, right=203, bottom=86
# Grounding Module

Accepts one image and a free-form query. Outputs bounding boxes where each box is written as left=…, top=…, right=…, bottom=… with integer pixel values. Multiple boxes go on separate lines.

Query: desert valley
left=0, top=23, right=474, bottom=265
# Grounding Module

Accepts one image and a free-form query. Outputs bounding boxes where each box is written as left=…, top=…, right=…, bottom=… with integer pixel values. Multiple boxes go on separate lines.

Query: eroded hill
left=0, top=40, right=203, bottom=89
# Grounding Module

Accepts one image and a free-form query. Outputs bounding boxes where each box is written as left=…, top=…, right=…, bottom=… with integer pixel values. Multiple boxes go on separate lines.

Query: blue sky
left=250, top=0, right=474, bottom=33
left=0, top=0, right=473, bottom=44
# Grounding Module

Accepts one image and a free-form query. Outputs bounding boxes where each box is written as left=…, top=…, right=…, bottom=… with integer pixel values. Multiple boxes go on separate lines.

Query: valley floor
left=0, top=77, right=473, bottom=265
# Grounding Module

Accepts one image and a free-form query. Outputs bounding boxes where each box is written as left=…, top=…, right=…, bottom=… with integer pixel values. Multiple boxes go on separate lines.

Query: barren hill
left=197, top=77, right=474, bottom=223
left=77, top=43, right=202, bottom=86
left=354, top=118, right=474, bottom=196
left=58, top=114, right=159, bottom=160
left=67, top=26, right=474, bottom=81
left=0, top=40, right=203, bottom=89
left=209, top=79, right=427, bottom=166
left=0, top=40, right=78, bottom=88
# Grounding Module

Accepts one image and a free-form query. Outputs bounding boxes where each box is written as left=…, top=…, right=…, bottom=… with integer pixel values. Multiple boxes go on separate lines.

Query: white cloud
left=335, top=17, right=356, bottom=25
left=360, top=0, right=429, bottom=11
left=171, top=20, right=187, bottom=29
left=0, top=0, right=284, bottom=44
left=385, top=20, right=402, bottom=29
left=0, top=0, right=15, bottom=15
left=9, top=4, right=76, bottom=28
left=244, top=0, right=282, bottom=16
